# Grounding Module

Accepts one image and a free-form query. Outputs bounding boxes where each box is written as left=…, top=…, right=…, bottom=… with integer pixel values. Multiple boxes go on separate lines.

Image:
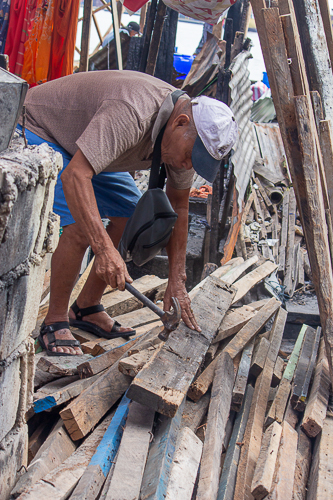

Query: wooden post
left=110, top=0, right=122, bottom=70
left=145, top=0, right=167, bottom=76
left=140, top=3, right=148, bottom=33
left=251, top=1, right=333, bottom=383
left=79, top=0, right=93, bottom=72
left=139, top=0, right=158, bottom=73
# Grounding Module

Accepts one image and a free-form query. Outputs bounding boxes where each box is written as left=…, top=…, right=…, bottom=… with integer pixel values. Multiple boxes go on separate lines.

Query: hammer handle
left=125, top=282, right=164, bottom=319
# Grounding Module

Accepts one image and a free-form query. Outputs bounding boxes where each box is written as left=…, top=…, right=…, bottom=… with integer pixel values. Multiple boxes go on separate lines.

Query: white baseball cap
left=191, top=96, right=238, bottom=183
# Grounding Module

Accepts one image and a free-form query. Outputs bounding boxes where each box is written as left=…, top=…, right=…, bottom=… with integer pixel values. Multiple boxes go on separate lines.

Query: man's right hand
left=94, top=246, right=132, bottom=291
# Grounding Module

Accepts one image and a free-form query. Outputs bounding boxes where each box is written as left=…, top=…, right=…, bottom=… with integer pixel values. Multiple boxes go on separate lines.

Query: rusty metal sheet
left=229, top=50, right=256, bottom=208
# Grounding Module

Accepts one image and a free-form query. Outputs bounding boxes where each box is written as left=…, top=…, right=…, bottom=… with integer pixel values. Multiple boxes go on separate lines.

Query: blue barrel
left=173, top=54, right=195, bottom=79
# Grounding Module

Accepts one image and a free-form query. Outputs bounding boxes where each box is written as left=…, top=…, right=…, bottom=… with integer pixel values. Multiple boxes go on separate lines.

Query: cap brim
left=192, top=135, right=221, bottom=183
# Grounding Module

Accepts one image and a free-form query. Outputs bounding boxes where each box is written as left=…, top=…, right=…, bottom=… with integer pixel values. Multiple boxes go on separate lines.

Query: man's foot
left=69, top=302, right=135, bottom=336
left=40, top=322, right=83, bottom=355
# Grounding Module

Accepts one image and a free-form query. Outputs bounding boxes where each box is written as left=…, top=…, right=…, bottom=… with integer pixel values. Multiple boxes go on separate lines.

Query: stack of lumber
left=12, top=258, right=332, bottom=499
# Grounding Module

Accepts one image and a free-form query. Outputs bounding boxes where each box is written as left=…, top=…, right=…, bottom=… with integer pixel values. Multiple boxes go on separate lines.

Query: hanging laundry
left=0, top=0, right=11, bottom=55
left=14, top=0, right=37, bottom=76
left=22, top=0, right=54, bottom=85
left=48, top=0, right=80, bottom=81
left=4, top=0, right=28, bottom=72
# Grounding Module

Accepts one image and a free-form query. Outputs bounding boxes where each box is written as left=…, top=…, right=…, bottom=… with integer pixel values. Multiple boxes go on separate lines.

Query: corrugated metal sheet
left=250, top=92, right=276, bottom=123
left=229, top=50, right=257, bottom=208
left=252, top=122, right=287, bottom=185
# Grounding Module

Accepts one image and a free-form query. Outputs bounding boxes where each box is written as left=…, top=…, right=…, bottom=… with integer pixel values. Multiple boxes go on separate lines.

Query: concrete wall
left=0, top=139, right=61, bottom=499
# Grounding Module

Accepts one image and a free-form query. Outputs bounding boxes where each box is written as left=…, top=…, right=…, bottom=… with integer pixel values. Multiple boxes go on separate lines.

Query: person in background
left=102, top=21, right=140, bottom=48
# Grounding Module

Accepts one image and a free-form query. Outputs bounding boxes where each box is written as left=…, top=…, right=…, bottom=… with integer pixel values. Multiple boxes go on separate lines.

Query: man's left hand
left=163, top=279, right=201, bottom=332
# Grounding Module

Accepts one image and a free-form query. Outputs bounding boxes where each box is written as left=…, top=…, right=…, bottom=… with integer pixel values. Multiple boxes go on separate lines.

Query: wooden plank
left=278, top=189, right=289, bottom=274
left=196, top=352, right=234, bottom=500
left=127, top=276, right=236, bottom=417
left=284, top=188, right=296, bottom=296
left=77, top=330, right=157, bottom=378
left=60, top=327, right=164, bottom=440
left=70, top=394, right=131, bottom=500
left=306, top=414, right=333, bottom=499
left=233, top=307, right=287, bottom=500
left=265, top=377, right=291, bottom=428
left=33, top=373, right=101, bottom=413
left=91, top=322, right=162, bottom=356
left=292, top=428, right=312, bottom=500
left=291, top=325, right=318, bottom=410
left=296, top=326, right=321, bottom=410
left=319, top=119, right=333, bottom=213
left=254, top=176, right=273, bottom=211
left=37, top=354, right=93, bottom=377
left=231, top=260, right=278, bottom=304
left=222, top=255, right=259, bottom=285
left=105, top=402, right=155, bottom=500
left=80, top=338, right=104, bottom=354
left=266, top=421, right=298, bottom=500
left=71, top=328, right=99, bottom=345
left=118, top=344, right=163, bottom=377
left=301, top=337, right=330, bottom=438
left=11, top=420, right=76, bottom=497
left=213, top=305, right=256, bottom=344
left=17, top=413, right=113, bottom=500
left=101, top=275, right=168, bottom=318
left=188, top=298, right=281, bottom=402
left=180, top=394, right=210, bottom=433
left=250, top=337, right=271, bottom=378
left=140, top=400, right=185, bottom=500
left=251, top=421, right=282, bottom=500
left=217, top=385, right=254, bottom=500
left=272, top=356, right=284, bottom=387
left=28, top=420, right=54, bottom=463
left=113, top=307, right=160, bottom=329
left=231, top=341, right=255, bottom=412
left=165, top=427, right=203, bottom=500
left=318, top=0, right=333, bottom=69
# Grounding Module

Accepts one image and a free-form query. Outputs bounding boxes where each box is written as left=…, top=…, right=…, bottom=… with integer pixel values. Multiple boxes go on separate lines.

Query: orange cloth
left=48, top=0, right=80, bottom=81
left=189, top=185, right=213, bottom=199
left=22, top=0, right=54, bottom=85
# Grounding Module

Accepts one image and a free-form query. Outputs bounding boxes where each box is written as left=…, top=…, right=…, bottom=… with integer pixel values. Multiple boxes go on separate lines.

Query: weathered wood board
left=127, top=277, right=236, bottom=417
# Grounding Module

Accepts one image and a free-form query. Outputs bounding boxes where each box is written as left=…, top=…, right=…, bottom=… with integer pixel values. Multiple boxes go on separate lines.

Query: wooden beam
left=17, top=413, right=113, bottom=499
left=79, top=0, right=93, bottom=72
left=71, top=394, right=131, bottom=499
left=265, top=421, right=298, bottom=500
left=105, top=402, right=155, bottom=500
left=37, top=354, right=93, bottom=377
left=118, top=344, right=163, bottom=377
left=213, top=305, right=257, bottom=344
left=217, top=384, right=254, bottom=500
left=127, top=277, right=235, bottom=417
left=33, top=373, right=100, bottom=413
left=278, top=189, right=289, bottom=274
left=11, top=420, right=76, bottom=497
left=188, top=298, right=281, bottom=402
left=180, top=394, right=210, bottom=433
left=306, top=414, right=333, bottom=499
left=318, top=0, right=333, bottom=69
left=196, top=352, right=234, bottom=500
left=145, top=0, right=167, bottom=76
left=301, top=337, right=330, bottom=438
left=292, top=428, right=312, bottom=500
left=231, top=341, right=254, bottom=412
left=165, top=427, right=203, bottom=500
left=272, top=356, right=284, bottom=387
left=231, top=260, right=278, bottom=304
left=139, top=400, right=185, bottom=499
left=233, top=307, right=287, bottom=499
left=284, top=188, right=296, bottom=296
left=251, top=421, right=282, bottom=500
left=222, top=255, right=259, bottom=285
left=250, top=337, right=270, bottom=378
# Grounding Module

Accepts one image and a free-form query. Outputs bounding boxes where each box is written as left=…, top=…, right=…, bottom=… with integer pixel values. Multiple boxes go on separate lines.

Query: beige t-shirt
left=23, top=70, right=194, bottom=189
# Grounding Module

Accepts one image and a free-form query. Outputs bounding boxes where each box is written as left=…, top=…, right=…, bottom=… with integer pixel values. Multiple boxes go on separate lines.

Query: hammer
left=125, top=282, right=181, bottom=341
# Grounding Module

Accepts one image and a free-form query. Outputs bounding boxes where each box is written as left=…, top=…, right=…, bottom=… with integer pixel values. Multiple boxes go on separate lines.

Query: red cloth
left=48, top=0, right=80, bottom=81
left=123, top=0, right=148, bottom=14
left=4, top=0, right=28, bottom=74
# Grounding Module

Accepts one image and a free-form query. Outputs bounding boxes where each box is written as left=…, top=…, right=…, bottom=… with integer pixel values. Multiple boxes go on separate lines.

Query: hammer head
left=158, top=297, right=181, bottom=341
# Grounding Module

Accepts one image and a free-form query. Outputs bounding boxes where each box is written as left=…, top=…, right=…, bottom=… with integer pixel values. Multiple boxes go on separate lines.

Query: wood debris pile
left=11, top=257, right=331, bottom=499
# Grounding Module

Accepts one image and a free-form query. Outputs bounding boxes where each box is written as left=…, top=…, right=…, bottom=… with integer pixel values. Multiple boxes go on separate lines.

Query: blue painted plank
left=34, top=396, right=57, bottom=413
left=89, top=392, right=131, bottom=477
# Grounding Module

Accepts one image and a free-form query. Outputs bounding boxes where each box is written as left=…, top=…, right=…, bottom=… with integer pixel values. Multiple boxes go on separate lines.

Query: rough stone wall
left=0, top=138, right=61, bottom=499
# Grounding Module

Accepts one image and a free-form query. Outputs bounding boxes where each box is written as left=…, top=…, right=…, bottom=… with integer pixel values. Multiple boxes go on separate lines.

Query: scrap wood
left=118, top=343, right=163, bottom=377
left=180, top=393, right=210, bottom=433
left=292, top=428, right=312, bottom=500
left=11, top=419, right=76, bottom=498
left=188, top=298, right=281, bottom=402
left=105, top=401, right=155, bottom=500
left=165, top=427, right=203, bottom=500
left=196, top=352, right=234, bottom=500
left=127, top=276, right=236, bottom=417
left=221, top=187, right=243, bottom=266
left=233, top=307, right=287, bottom=500
left=70, top=394, right=131, bottom=500
left=213, top=304, right=257, bottom=344
left=37, top=354, right=93, bottom=377
left=306, top=414, right=333, bottom=499
left=301, top=337, right=331, bottom=438
left=59, top=325, right=162, bottom=440
left=231, top=259, right=278, bottom=304
left=231, top=341, right=255, bottom=412
left=17, top=412, right=114, bottom=500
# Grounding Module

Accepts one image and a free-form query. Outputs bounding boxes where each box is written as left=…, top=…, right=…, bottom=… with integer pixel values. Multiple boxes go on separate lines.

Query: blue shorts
left=16, top=126, right=141, bottom=227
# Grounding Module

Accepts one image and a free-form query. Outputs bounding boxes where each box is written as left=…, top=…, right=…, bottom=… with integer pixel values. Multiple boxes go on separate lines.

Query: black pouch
left=118, top=90, right=185, bottom=267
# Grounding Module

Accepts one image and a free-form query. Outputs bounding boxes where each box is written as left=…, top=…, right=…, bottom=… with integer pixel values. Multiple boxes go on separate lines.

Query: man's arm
left=61, top=149, right=132, bottom=290
left=165, top=183, right=201, bottom=331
